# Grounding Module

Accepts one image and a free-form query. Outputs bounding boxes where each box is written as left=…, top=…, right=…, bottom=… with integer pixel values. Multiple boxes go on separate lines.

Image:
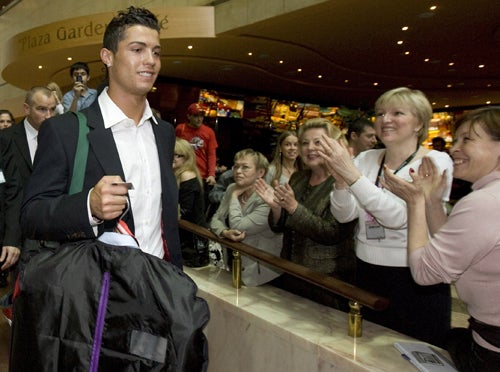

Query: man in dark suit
left=0, top=86, right=57, bottom=276
left=20, top=7, right=182, bottom=268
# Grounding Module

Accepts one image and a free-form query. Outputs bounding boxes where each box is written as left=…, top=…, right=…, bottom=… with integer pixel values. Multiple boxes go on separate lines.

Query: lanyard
left=375, top=144, right=420, bottom=187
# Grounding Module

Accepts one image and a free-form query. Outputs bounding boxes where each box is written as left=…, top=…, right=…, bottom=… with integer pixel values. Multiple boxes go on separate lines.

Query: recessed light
left=404, top=51, right=410, bottom=55
left=38, top=65, right=43, bottom=69
left=397, top=40, right=404, bottom=45
left=318, top=75, right=323, bottom=79
left=297, top=68, right=302, bottom=72
left=424, top=58, right=430, bottom=62
left=487, top=84, right=492, bottom=87
left=444, top=104, right=449, bottom=108
left=448, top=62, right=454, bottom=66
left=279, top=60, right=284, bottom=64
left=478, top=64, right=485, bottom=68
left=373, top=82, right=379, bottom=86
left=67, top=57, right=72, bottom=61
left=430, top=5, right=437, bottom=11
left=486, top=101, right=491, bottom=104
left=447, top=84, right=452, bottom=88
left=248, top=52, right=253, bottom=56
left=402, top=26, right=409, bottom=31
left=432, top=102, right=436, bottom=105
left=344, top=79, right=349, bottom=83
left=187, top=45, right=193, bottom=50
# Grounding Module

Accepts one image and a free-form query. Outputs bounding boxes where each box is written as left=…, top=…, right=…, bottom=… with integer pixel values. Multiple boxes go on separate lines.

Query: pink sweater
left=410, top=171, right=500, bottom=352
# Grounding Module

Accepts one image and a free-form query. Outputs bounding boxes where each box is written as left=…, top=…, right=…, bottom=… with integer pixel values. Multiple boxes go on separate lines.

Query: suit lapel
left=13, top=122, right=32, bottom=170
left=85, top=105, right=125, bottom=179
left=152, top=119, right=170, bottom=191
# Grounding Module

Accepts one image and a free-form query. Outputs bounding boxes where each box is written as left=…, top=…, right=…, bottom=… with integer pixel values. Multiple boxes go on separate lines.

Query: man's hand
left=0, top=246, right=21, bottom=270
left=90, top=176, right=130, bottom=221
left=72, top=81, right=86, bottom=98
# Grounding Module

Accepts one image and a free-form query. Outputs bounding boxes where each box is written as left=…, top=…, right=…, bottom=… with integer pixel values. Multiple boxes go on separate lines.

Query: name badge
left=366, top=220, right=385, bottom=240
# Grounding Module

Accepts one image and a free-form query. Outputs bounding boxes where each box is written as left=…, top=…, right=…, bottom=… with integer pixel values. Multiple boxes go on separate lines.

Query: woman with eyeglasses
left=255, top=118, right=357, bottom=310
left=173, top=138, right=209, bottom=267
left=210, top=148, right=282, bottom=286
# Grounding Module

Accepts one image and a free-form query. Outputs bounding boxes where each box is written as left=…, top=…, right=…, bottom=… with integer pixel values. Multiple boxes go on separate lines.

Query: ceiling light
left=344, top=79, right=349, bottom=83
left=487, top=84, right=492, bottom=87
left=448, top=62, right=454, bottom=66
left=432, top=102, right=436, bottom=105
left=187, top=45, right=193, bottom=50
left=486, top=101, right=491, bottom=104
left=405, top=51, right=410, bottom=55
left=424, top=58, right=430, bottom=62
left=318, top=75, right=322, bottom=79
left=444, top=104, right=449, bottom=108
left=38, top=65, right=43, bottom=69
left=67, top=57, right=72, bottom=61
left=373, top=82, right=378, bottom=86
left=447, top=84, right=452, bottom=88
left=478, top=64, right=485, bottom=68
left=297, top=68, right=302, bottom=72
left=279, top=60, right=284, bottom=64
left=402, top=26, right=409, bottom=31
left=397, top=40, right=404, bottom=45
left=248, top=52, right=253, bottom=56
left=430, top=5, right=437, bottom=11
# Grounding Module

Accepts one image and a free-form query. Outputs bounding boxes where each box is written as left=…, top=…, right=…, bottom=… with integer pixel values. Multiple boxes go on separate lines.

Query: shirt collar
left=98, top=87, right=157, bottom=129
left=23, top=117, right=39, bottom=139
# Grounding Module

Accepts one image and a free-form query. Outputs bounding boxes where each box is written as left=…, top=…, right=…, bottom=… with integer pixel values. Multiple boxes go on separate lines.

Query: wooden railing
left=179, top=219, right=389, bottom=312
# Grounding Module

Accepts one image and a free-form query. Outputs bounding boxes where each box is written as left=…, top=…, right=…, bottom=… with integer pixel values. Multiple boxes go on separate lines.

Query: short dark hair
left=347, top=118, right=374, bottom=139
left=103, top=6, right=160, bottom=53
left=0, top=109, right=14, bottom=122
left=432, top=136, right=446, bottom=146
left=69, top=61, right=90, bottom=76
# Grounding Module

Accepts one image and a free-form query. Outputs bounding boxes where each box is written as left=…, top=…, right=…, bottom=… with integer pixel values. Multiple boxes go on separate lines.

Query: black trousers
left=356, top=258, right=451, bottom=347
left=446, top=327, right=500, bottom=372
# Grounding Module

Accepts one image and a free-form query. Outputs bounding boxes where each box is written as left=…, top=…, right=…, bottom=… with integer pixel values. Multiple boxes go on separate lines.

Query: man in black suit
left=21, top=7, right=182, bottom=268
left=0, top=86, right=57, bottom=277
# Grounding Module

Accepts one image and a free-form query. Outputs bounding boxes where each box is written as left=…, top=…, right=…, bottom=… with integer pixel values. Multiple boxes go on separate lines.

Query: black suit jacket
left=21, top=102, right=182, bottom=268
left=0, top=121, right=30, bottom=248
left=1, top=120, right=33, bottom=182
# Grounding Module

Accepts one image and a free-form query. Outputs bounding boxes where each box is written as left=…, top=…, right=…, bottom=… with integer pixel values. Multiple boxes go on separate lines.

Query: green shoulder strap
left=69, top=111, right=90, bottom=195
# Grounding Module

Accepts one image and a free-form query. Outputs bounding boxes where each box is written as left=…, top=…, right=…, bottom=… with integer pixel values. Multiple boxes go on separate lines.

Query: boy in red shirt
left=176, top=103, right=218, bottom=186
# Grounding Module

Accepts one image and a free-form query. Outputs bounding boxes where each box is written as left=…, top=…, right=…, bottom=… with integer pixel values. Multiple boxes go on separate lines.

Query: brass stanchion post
left=348, top=301, right=362, bottom=337
left=232, top=251, right=242, bottom=288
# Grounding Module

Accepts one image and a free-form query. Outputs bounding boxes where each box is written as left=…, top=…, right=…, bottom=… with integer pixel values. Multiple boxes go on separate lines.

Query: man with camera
left=62, top=61, right=98, bottom=112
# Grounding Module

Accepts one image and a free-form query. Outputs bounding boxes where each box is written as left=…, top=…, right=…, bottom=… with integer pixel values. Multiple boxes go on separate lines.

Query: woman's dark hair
left=103, top=7, right=160, bottom=53
left=455, top=106, right=500, bottom=142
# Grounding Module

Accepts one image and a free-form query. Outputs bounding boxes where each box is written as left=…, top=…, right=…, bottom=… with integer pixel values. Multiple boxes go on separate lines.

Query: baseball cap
left=187, top=103, right=205, bottom=116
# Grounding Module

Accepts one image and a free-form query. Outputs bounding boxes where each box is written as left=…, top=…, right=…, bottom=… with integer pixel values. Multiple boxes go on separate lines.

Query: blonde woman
left=210, top=149, right=282, bottom=286
left=173, top=138, right=208, bottom=267
left=322, top=87, right=454, bottom=346
left=46, top=82, right=64, bottom=115
left=255, top=118, right=356, bottom=310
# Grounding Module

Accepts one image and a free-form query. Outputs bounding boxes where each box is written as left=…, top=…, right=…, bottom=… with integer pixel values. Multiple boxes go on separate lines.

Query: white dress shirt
left=92, top=88, right=164, bottom=258
left=24, top=118, right=39, bottom=163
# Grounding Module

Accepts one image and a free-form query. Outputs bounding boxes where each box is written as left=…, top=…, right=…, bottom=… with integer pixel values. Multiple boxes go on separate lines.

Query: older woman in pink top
left=383, top=106, right=500, bottom=371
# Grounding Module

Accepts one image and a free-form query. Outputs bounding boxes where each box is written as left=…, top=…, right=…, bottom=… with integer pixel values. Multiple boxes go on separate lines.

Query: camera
left=76, top=75, right=82, bottom=83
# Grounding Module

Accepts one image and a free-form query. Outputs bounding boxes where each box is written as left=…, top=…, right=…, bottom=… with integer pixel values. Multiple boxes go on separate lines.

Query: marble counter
left=185, top=266, right=448, bottom=372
